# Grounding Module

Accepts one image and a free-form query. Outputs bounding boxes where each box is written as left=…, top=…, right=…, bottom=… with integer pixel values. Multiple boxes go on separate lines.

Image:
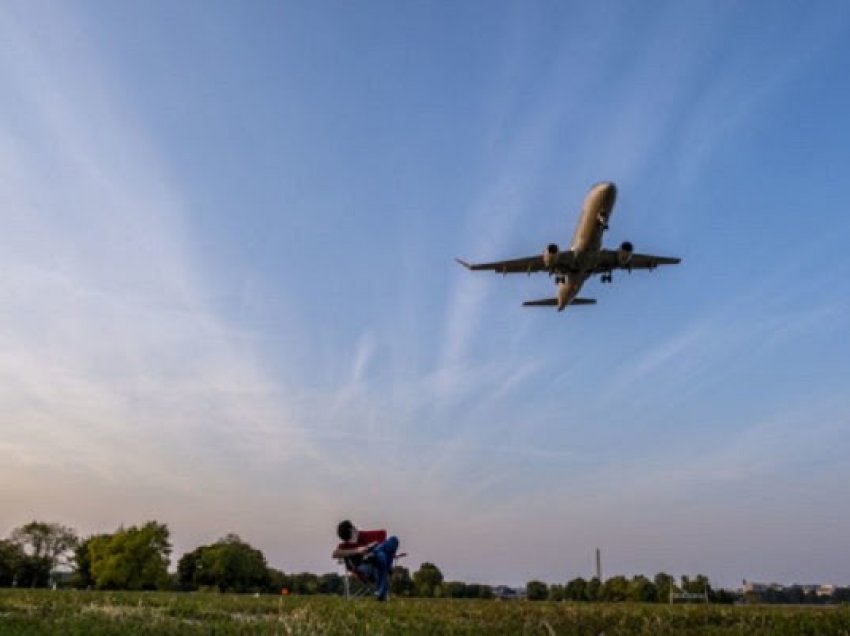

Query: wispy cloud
left=0, top=5, right=316, bottom=531
left=673, top=3, right=850, bottom=187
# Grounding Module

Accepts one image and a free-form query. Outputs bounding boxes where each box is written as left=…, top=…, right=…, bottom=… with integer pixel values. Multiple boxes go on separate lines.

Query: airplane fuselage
left=557, top=182, right=618, bottom=308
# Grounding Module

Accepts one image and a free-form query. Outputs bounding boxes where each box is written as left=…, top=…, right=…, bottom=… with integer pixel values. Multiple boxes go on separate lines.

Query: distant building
left=493, top=585, right=526, bottom=600
left=742, top=580, right=783, bottom=594
left=742, top=580, right=838, bottom=598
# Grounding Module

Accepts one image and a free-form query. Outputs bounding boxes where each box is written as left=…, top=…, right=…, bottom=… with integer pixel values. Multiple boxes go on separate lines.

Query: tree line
left=743, top=585, right=850, bottom=605
left=0, top=520, right=468, bottom=596
left=2, top=521, right=849, bottom=604
left=525, top=573, right=735, bottom=603
left=522, top=575, right=850, bottom=605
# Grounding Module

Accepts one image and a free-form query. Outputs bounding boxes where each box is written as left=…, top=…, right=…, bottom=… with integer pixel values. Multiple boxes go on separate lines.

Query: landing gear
left=555, top=275, right=566, bottom=285
left=601, top=273, right=613, bottom=284
left=597, top=214, right=609, bottom=230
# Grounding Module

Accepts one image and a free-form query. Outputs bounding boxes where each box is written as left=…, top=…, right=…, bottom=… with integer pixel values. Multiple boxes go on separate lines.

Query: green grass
left=1, top=590, right=849, bottom=635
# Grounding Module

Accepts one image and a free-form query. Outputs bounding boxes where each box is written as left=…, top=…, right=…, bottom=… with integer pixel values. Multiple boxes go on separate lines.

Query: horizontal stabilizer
left=522, top=298, right=557, bottom=307
left=522, top=297, right=596, bottom=307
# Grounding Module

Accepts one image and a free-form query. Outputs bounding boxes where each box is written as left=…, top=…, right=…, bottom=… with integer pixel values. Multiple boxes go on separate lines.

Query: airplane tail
left=522, top=297, right=596, bottom=307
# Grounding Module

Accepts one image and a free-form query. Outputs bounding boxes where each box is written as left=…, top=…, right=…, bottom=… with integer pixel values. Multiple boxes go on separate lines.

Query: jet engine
left=543, top=243, right=559, bottom=269
left=617, top=241, right=633, bottom=267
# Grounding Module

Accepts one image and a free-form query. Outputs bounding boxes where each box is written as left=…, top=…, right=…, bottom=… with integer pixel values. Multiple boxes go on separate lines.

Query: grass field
left=1, top=590, right=849, bottom=635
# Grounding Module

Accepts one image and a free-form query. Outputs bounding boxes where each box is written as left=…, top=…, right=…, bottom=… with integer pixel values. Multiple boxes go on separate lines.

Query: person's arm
left=332, top=542, right=378, bottom=559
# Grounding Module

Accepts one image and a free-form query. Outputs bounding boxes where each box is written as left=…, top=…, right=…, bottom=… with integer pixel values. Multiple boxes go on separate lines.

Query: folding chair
left=338, top=547, right=407, bottom=600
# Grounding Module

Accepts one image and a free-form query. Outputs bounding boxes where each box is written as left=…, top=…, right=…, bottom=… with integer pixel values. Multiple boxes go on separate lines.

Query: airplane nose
left=583, top=181, right=618, bottom=217
left=602, top=182, right=617, bottom=207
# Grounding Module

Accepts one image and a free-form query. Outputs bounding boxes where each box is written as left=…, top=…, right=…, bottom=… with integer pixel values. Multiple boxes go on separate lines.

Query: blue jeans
left=356, top=536, right=399, bottom=600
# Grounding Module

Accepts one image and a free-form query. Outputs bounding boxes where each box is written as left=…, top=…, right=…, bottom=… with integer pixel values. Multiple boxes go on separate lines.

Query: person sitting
left=332, top=519, right=399, bottom=601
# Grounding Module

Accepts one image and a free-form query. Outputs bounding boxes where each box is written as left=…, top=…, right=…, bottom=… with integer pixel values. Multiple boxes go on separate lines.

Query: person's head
left=337, top=519, right=358, bottom=542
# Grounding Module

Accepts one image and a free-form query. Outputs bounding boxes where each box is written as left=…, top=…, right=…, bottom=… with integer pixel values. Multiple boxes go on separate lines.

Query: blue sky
left=2, top=0, right=850, bottom=588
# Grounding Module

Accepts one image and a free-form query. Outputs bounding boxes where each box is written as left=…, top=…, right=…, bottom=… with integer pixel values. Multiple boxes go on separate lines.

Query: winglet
left=455, top=258, right=473, bottom=269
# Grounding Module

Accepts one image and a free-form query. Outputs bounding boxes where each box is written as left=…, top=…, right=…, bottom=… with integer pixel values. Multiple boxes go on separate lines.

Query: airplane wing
left=595, top=250, right=681, bottom=272
left=456, top=251, right=577, bottom=274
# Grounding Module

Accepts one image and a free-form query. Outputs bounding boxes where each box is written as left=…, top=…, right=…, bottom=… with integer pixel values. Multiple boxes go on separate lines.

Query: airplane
left=456, top=181, right=681, bottom=311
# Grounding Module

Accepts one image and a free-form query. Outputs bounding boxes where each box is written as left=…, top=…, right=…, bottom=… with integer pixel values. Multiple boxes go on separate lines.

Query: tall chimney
left=596, top=548, right=602, bottom=581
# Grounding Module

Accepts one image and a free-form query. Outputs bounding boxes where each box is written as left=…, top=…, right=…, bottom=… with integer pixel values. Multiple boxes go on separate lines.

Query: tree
left=10, top=521, right=78, bottom=587
left=565, top=577, right=588, bottom=601
left=683, top=574, right=711, bottom=596
left=390, top=566, right=413, bottom=597
left=73, top=534, right=111, bottom=589
left=654, top=572, right=675, bottom=603
left=179, top=534, right=270, bottom=593
left=202, top=535, right=268, bottom=593
left=627, top=575, right=658, bottom=602
left=444, top=581, right=468, bottom=598
left=526, top=580, right=548, bottom=601
left=784, top=586, right=805, bottom=604
left=0, top=540, right=25, bottom=587
left=318, top=573, right=344, bottom=595
left=548, top=583, right=565, bottom=601
left=762, top=587, right=788, bottom=604
left=290, top=572, right=319, bottom=595
left=467, top=583, right=494, bottom=599
left=585, top=577, right=602, bottom=602
left=267, top=567, right=288, bottom=594
left=601, top=575, right=629, bottom=602
left=13, top=556, right=51, bottom=588
left=89, top=521, right=171, bottom=590
left=176, top=546, right=201, bottom=591
left=412, top=562, right=443, bottom=597
left=711, top=588, right=737, bottom=604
